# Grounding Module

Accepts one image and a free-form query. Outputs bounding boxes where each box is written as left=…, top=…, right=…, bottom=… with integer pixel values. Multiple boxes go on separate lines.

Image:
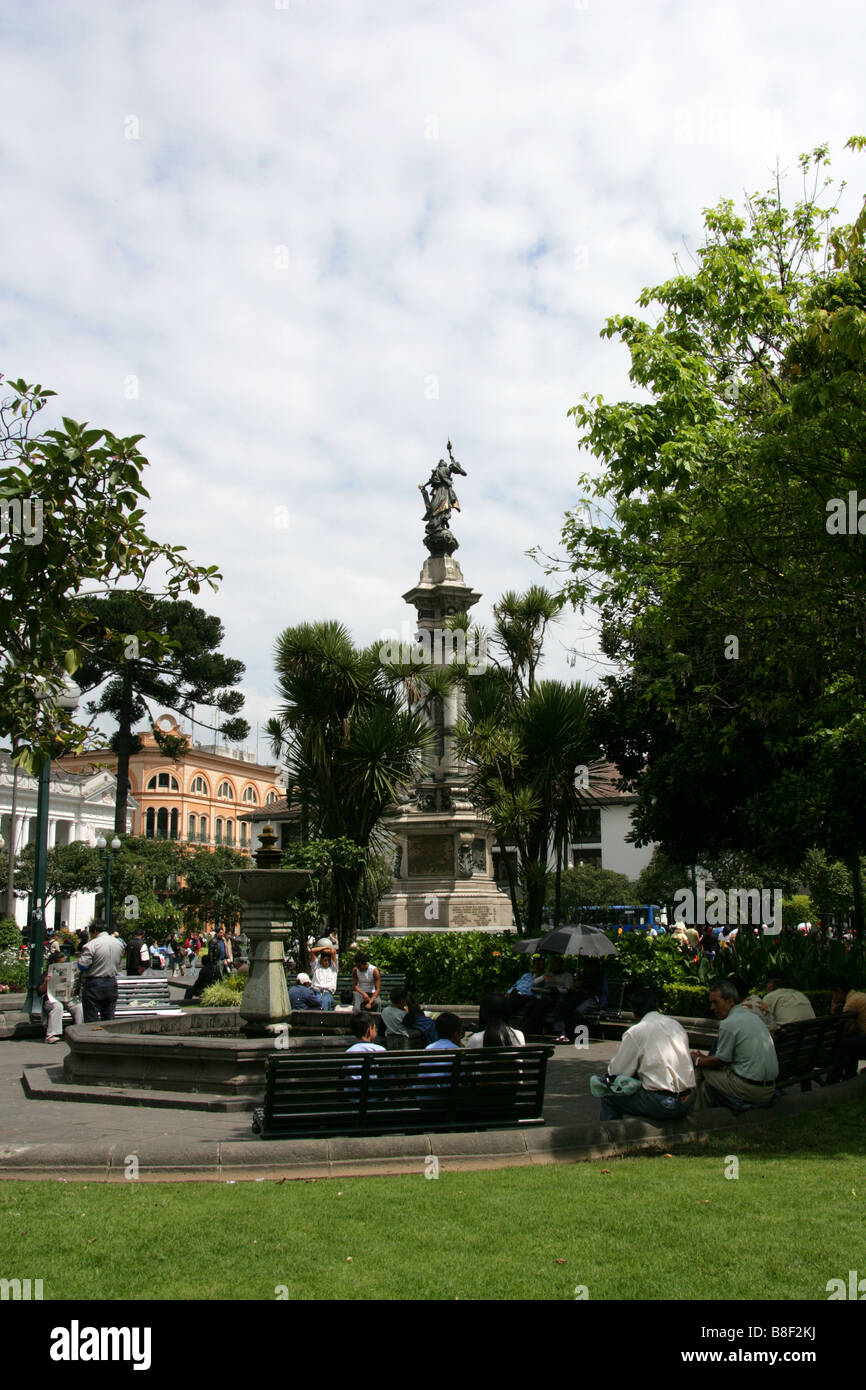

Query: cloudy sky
left=2, top=0, right=864, bottom=755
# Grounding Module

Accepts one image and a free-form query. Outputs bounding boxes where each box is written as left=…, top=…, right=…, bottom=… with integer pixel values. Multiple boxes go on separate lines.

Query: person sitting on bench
left=346, top=1012, right=385, bottom=1053
left=522, top=956, right=573, bottom=1036
left=38, top=966, right=83, bottom=1043
left=465, top=993, right=525, bottom=1048
left=691, top=978, right=778, bottom=1110
left=382, top=987, right=413, bottom=1040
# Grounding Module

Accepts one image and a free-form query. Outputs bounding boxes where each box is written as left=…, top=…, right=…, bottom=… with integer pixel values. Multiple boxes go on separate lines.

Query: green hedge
left=362, top=933, right=518, bottom=1002
left=660, top=983, right=712, bottom=1017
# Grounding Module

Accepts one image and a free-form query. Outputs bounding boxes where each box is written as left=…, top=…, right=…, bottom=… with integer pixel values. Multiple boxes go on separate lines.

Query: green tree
left=173, top=844, right=247, bottom=936
left=267, top=621, right=430, bottom=952
left=551, top=863, right=636, bottom=918
left=0, top=377, right=220, bottom=768
left=74, top=594, right=249, bottom=833
left=557, top=141, right=866, bottom=934
left=456, top=588, right=603, bottom=934
left=12, top=841, right=102, bottom=911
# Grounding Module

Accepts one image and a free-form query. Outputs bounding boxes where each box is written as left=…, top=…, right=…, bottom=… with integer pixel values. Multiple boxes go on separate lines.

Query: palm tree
left=267, top=621, right=430, bottom=950
left=457, top=671, right=603, bottom=935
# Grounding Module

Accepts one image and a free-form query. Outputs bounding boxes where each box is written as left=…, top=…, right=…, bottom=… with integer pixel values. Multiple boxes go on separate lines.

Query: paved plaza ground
left=1, top=1031, right=614, bottom=1146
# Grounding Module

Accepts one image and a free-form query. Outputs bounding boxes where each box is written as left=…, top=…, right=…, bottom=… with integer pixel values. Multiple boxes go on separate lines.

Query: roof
left=581, top=762, right=638, bottom=805
left=239, top=797, right=300, bottom=822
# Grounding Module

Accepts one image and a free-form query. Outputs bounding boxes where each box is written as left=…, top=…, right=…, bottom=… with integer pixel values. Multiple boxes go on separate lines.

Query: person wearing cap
left=289, top=972, right=327, bottom=1010
left=309, top=940, right=338, bottom=1010
left=761, top=975, right=815, bottom=1031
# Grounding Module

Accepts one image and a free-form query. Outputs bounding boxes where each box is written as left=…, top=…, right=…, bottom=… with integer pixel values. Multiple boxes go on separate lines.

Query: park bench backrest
left=260, top=1046, right=551, bottom=1137
left=773, top=1013, right=850, bottom=1085
left=335, top=972, right=406, bottom=996
left=116, top=977, right=175, bottom=1010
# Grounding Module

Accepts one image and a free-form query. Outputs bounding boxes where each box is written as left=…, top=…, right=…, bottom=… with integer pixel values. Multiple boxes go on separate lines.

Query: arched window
left=240, top=822, right=248, bottom=847
left=156, top=807, right=169, bottom=839
left=188, top=814, right=196, bottom=840
left=145, top=807, right=156, bottom=838
left=169, top=808, right=179, bottom=840
left=146, top=772, right=179, bottom=791
left=265, top=790, right=278, bottom=805
left=217, top=781, right=234, bottom=800
left=215, top=818, right=223, bottom=845
left=199, top=816, right=208, bottom=843
left=242, top=786, right=258, bottom=803
left=225, top=820, right=234, bottom=846
left=190, top=775, right=209, bottom=796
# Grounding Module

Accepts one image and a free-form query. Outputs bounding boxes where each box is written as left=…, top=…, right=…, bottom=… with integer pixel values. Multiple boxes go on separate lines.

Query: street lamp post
left=25, top=677, right=81, bottom=1019
left=95, top=834, right=122, bottom=928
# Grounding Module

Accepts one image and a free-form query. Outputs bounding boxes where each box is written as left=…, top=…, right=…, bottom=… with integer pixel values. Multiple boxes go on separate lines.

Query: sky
left=2, top=0, right=864, bottom=756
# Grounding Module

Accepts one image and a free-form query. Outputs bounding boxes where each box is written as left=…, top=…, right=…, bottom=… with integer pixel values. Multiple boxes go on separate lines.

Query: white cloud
left=2, top=0, right=864, bottom=747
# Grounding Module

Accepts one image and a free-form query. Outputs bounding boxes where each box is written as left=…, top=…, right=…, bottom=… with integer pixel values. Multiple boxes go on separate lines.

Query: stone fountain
left=51, top=828, right=349, bottom=1109
left=221, top=825, right=301, bottom=1036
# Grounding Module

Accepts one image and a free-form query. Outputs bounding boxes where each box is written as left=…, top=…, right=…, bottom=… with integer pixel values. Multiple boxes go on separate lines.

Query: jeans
left=599, top=1084, right=696, bottom=1122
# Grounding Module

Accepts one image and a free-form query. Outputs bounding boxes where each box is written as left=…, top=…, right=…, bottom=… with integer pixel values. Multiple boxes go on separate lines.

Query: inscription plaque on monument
left=407, top=835, right=454, bottom=876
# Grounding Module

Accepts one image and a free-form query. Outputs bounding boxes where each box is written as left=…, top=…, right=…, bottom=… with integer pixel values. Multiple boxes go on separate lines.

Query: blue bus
left=568, top=904, right=664, bottom=933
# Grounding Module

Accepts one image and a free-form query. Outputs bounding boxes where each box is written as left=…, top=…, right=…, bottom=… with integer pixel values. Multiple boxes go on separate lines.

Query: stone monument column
left=375, top=443, right=514, bottom=934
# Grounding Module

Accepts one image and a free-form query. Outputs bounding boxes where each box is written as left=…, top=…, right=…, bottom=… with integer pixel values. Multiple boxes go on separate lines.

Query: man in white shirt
left=309, top=941, right=338, bottom=1010
left=591, top=987, right=696, bottom=1121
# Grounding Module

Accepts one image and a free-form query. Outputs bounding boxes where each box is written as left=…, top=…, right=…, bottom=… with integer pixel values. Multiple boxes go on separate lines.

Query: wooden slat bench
left=114, top=977, right=182, bottom=1017
left=773, top=1012, right=853, bottom=1091
left=252, top=1045, right=553, bottom=1139
left=335, top=972, right=406, bottom=1000
left=709, top=1012, right=854, bottom=1113
left=582, top=978, right=627, bottom=1029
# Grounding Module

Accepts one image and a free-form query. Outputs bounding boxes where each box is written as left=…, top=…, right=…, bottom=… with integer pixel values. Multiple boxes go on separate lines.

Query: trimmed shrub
left=0, top=917, right=21, bottom=951
left=199, top=982, right=243, bottom=1007
left=660, top=983, right=712, bottom=1017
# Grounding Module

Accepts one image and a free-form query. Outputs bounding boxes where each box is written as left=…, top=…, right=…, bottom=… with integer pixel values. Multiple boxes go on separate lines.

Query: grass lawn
left=1, top=1098, right=864, bottom=1301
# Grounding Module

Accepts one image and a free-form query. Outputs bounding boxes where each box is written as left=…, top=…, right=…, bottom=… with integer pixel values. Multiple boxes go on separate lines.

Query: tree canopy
left=0, top=377, right=220, bottom=768
left=557, top=141, right=866, bottom=930
left=74, top=593, right=249, bottom=833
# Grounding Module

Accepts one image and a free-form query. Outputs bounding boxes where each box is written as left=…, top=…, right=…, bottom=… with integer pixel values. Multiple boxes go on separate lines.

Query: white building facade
left=0, top=753, right=135, bottom=933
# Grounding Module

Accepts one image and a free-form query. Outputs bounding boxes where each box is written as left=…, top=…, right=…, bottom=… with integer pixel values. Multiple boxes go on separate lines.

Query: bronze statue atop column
left=418, top=440, right=467, bottom=556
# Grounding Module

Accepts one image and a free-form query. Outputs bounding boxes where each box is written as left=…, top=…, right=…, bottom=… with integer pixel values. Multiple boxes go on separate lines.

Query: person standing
left=78, top=920, right=125, bottom=1023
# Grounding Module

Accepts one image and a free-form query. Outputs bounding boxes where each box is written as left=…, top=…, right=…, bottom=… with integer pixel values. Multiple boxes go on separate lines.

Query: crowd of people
left=31, top=923, right=866, bottom=1119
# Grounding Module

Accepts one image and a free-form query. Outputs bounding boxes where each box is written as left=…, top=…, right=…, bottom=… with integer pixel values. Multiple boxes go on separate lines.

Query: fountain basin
left=61, top=1009, right=352, bottom=1104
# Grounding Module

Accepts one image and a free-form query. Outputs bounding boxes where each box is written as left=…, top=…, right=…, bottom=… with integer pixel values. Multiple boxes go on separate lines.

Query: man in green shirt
left=692, top=978, right=778, bottom=1110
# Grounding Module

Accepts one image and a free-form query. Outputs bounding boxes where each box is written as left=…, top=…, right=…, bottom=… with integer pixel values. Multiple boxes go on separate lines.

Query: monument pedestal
left=375, top=539, right=514, bottom=936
